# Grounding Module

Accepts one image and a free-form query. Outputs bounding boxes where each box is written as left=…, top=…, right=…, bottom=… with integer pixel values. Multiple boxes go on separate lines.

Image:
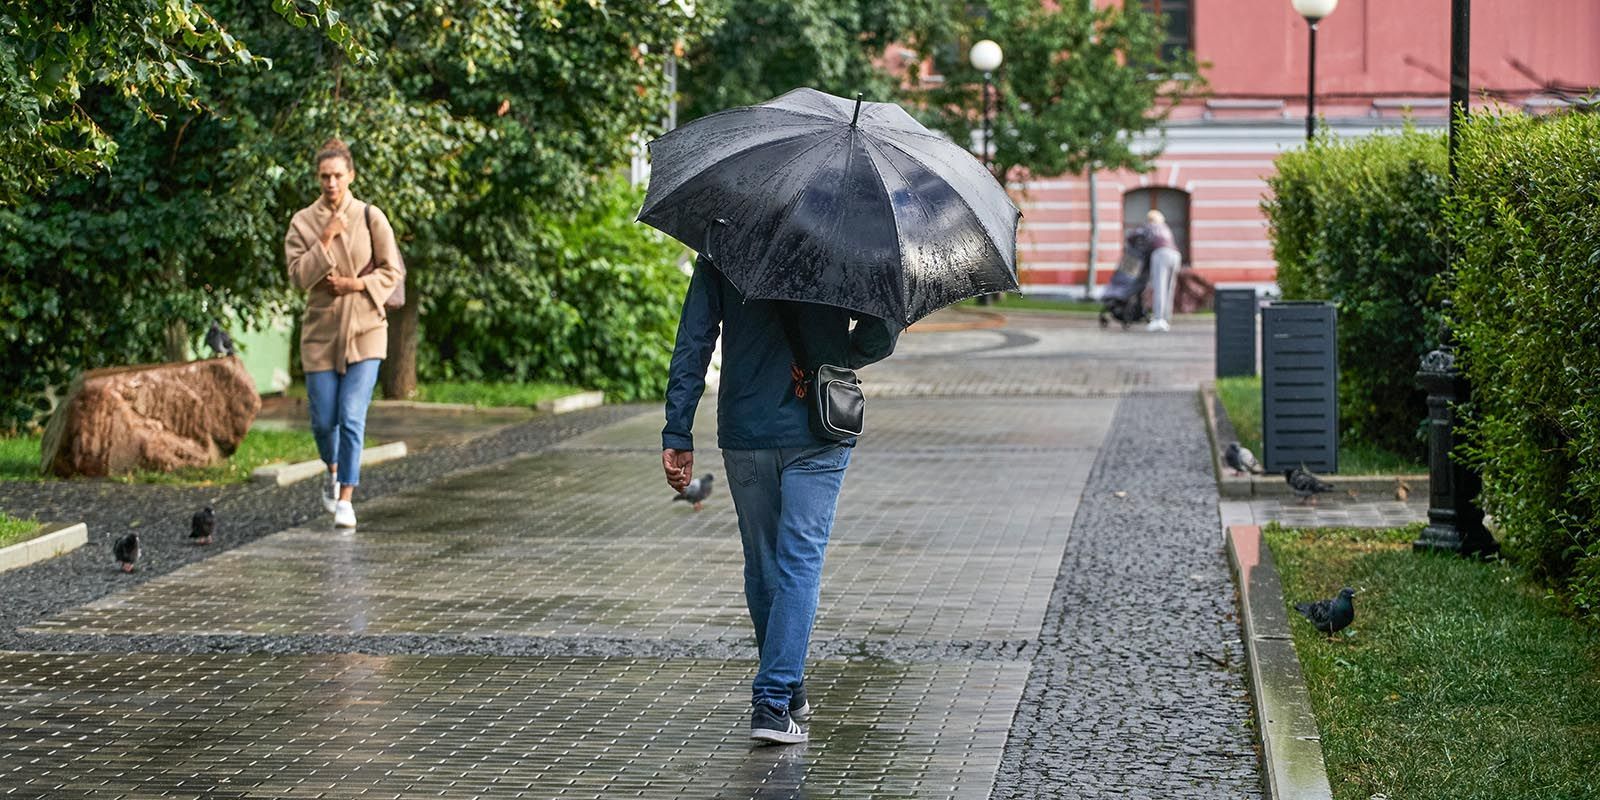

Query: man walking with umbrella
left=643, top=88, right=1020, bottom=744
left=661, top=263, right=899, bottom=744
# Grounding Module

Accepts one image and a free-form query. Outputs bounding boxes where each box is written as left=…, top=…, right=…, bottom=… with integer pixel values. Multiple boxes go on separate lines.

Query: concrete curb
left=1200, top=384, right=1429, bottom=499
left=535, top=390, right=605, bottom=415
left=1226, top=523, right=1335, bottom=800
left=250, top=442, right=408, bottom=487
left=0, top=522, right=88, bottom=573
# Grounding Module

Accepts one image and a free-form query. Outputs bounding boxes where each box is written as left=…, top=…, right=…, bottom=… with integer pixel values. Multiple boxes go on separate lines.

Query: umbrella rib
left=858, top=137, right=910, bottom=312
left=874, top=137, right=1019, bottom=273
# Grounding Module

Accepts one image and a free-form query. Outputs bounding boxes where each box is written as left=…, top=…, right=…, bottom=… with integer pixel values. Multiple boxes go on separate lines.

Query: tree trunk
left=162, top=251, right=189, bottom=361
left=380, top=289, right=419, bottom=399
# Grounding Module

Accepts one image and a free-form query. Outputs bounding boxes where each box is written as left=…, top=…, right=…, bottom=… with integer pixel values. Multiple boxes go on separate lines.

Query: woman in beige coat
left=285, top=138, right=403, bottom=529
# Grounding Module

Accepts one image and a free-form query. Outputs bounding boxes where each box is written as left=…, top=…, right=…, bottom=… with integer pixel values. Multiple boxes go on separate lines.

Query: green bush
left=418, top=177, right=687, bottom=402
left=1264, top=128, right=1449, bottom=461
left=1448, top=110, right=1600, bottom=620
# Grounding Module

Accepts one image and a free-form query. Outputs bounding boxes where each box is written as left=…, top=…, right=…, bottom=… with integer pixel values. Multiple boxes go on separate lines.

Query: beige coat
left=285, top=193, right=403, bottom=374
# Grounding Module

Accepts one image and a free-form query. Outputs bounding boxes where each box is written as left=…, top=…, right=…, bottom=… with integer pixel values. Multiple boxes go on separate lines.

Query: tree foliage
left=920, top=0, right=1203, bottom=185
left=0, top=0, right=710, bottom=429
left=0, top=0, right=363, bottom=204
left=678, top=0, right=951, bottom=122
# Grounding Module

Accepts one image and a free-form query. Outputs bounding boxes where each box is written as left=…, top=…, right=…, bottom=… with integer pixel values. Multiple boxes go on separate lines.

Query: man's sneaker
left=321, top=472, right=339, bottom=514
left=790, top=685, right=812, bottom=723
left=750, top=702, right=807, bottom=745
left=333, top=500, right=357, bottom=529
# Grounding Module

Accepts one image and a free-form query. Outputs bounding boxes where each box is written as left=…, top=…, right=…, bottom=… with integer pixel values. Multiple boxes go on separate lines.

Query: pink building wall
left=1017, top=1, right=1600, bottom=293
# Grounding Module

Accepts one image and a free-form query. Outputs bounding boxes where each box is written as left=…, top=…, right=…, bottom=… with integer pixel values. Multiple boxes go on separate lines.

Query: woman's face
left=317, top=156, right=354, bottom=207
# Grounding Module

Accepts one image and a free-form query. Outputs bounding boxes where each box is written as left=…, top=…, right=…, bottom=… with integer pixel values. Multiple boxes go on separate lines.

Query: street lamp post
left=1291, top=0, right=1338, bottom=142
left=970, top=39, right=1003, bottom=305
left=969, top=39, right=1004, bottom=172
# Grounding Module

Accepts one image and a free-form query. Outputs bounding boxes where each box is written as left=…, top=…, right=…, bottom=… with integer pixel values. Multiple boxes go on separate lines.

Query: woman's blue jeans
left=305, top=358, right=382, bottom=487
left=722, top=443, right=852, bottom=711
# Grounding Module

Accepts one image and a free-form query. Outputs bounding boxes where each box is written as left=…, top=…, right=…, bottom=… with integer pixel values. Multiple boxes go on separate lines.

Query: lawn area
left=1215, top=375, right=1425, bottom=474
left=0, top=428, right=329, bottom=486
left=1267, top=523, right=1600, bottom=800
left=281, top=380, right=585, bottom=408
left=0, top=512, right=42, bottom=548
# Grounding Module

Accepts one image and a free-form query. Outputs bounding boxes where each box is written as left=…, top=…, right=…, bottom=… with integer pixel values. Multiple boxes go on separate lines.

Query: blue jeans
left=722, top=443, right=852, bottom=711
left=306, top=359, right=381, bottom=487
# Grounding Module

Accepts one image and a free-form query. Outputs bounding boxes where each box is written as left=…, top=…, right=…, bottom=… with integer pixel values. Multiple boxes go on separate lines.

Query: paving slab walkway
left=1, top=312, right=1256, bottom=799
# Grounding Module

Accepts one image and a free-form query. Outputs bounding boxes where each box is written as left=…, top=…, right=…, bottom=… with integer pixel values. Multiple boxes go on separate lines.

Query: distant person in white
left=1143, top=209, right=1182, bottom=332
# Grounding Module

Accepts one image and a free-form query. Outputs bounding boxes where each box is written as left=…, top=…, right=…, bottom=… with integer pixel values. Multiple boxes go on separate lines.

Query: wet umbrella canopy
left=638, top=88, right=1021, bottom=327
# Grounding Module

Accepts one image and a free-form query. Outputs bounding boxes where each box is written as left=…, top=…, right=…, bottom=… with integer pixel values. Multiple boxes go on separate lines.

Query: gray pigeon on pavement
left=672, top=473, right=714, bottom=511
left=1223, top=442, right=1263, bottom=475
left=1295, top=587, right=1356, bottom=638
left=190, top=506, right=216, bottom=545
left=113, top=532, right=140, bottom=573
left=205, top=320, right=236, bottom=357
left=1285, top=464, right=1335, bottom=505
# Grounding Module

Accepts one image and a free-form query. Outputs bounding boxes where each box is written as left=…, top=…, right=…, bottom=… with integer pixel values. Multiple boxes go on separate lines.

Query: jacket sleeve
left=661, top=258, right=723, bottom=451
left=361, top=205, right=404, bottom=309
left=846, top=315, right=902, bottom=369
left=285, top=215, right=336, bottom=291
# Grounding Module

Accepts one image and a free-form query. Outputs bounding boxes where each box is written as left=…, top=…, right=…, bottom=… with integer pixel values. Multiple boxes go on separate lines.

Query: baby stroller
left=1099, top=227, right=1153, bottom=329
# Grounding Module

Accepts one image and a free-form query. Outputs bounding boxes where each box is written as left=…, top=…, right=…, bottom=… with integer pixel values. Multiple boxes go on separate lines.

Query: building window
left=1140, top=0, right=1193, bottom=62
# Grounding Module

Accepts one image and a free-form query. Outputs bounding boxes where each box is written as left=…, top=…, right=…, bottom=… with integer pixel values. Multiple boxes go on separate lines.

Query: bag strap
left=358, top=204, right=375, bottom=276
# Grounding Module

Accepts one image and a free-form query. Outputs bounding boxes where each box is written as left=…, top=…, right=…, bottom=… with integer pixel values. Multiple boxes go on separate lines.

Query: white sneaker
left=321, top=472, right=339, bottom=514
left=1146, top=319, right=1170, bottom=332
left=333, top=500, right=357, bottom=529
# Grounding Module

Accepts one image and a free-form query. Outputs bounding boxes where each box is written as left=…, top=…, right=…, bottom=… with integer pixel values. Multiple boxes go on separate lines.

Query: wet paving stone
left=0, top=652, right=1026, bottom=799
left=30, top=400, right=1109, bottom=643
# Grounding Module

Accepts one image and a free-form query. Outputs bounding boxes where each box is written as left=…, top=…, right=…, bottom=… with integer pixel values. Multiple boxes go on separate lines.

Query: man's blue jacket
left=662, top=257, right=901, bottom=452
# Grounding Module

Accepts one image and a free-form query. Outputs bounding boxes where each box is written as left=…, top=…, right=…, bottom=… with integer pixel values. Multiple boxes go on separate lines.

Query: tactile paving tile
left=0, top=652, right=1027, bottom=800
left=33, top=400, right=1110, bottom=642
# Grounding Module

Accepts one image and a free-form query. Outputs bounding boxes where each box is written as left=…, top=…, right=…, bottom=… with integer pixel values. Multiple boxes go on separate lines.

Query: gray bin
left=1261, top=301, right=1337, bottom=473
left=1214, top=288, right=1257, bottom=378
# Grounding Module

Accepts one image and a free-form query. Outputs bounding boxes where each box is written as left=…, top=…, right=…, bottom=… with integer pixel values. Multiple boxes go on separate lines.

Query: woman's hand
left=320, top=214, right=347, bottom=246
left=322, top=275, right=366, bottom=296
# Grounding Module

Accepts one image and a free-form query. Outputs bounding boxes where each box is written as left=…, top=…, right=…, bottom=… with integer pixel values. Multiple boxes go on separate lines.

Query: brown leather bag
left=357, top=203, right=405, bottom=310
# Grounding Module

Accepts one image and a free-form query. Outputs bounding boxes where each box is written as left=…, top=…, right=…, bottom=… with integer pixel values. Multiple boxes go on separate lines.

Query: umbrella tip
left=850, top=93, right=864, bottom=127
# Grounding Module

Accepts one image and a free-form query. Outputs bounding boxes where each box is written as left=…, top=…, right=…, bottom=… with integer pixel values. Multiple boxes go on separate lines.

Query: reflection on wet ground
left=0, top=652, right=1025, bottom=799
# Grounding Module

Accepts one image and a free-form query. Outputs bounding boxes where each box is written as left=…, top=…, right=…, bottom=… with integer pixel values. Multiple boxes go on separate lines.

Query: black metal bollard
left=1413, top=332, right=1498, bottom=557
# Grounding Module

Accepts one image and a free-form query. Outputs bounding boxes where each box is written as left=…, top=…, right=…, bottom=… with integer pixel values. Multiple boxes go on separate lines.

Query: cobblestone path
left=0, top=312, right=1258, bottom=798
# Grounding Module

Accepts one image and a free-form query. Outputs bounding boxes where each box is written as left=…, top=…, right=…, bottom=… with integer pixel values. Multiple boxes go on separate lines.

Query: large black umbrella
left=638, top=88, right=1020, bottom=327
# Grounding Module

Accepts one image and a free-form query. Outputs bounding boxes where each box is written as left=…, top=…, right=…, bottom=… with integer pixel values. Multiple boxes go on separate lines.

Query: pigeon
left=205, top=320, right=236, bottom=357
left=1395, top=478, right=1411, bottom=502
left=1223, top=442, right=1263, bottom=475
left=672, top=473, right=714, bottom=511
left=1285, top=464, right=1335, bottom=505
left=1295, top=587, right=1356, bottom=638
left=113, top=532, right=140, bottom=573
left=190, top=506, right=216, bottom=545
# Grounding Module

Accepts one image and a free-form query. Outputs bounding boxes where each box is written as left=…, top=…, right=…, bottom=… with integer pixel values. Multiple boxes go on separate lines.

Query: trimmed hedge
left=1264, top=129, right=1449, bottom=462
left=1448, top=111, right=1600, bottom=619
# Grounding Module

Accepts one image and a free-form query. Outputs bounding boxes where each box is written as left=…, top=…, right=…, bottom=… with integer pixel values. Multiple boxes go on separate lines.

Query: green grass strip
left=411, top=381, right=582, bottom=408
left=0, top=512, right=42, bottom=548
left=1266, top=524, right=1600, bottom=800
left=2, top=428, right=336, bottom=486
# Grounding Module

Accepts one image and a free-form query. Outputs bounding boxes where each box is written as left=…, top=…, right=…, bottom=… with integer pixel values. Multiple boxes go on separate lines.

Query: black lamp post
left=1292, top=0, right=1339, bottom=142
left=969, top=39, right=1004, bottom=172
left=970, top=39, right=1003, bottom=305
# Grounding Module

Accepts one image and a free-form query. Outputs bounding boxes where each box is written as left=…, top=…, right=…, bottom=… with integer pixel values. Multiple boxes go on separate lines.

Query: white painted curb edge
left=536, top=390, right=604, bottom=415
left=0, top=522, right=88, bottom=573
left=251, top=441, right=409, bottom=487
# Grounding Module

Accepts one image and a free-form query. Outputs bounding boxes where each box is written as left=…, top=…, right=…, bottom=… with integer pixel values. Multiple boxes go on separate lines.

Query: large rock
left=40, top=357, right=261, bottom=478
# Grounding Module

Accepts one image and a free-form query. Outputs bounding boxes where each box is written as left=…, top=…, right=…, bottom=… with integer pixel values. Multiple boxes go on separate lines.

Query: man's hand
left=662, top=448, right=694, bottom=493
left=320, top=214, right=347, bottom=246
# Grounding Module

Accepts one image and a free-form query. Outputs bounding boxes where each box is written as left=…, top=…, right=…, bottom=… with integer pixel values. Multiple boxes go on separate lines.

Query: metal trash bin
left=1214, top=288, right=1257, bottom=378
left=1261, top=301, right=1337, bottom=473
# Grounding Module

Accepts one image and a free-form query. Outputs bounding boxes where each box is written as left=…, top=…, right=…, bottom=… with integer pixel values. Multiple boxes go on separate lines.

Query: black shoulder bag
left=777, top=305, right=865, bottom=443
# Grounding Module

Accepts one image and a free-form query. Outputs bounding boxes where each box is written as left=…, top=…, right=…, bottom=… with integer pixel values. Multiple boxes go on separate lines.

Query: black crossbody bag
left=777, top=305, right=865, bottom=443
